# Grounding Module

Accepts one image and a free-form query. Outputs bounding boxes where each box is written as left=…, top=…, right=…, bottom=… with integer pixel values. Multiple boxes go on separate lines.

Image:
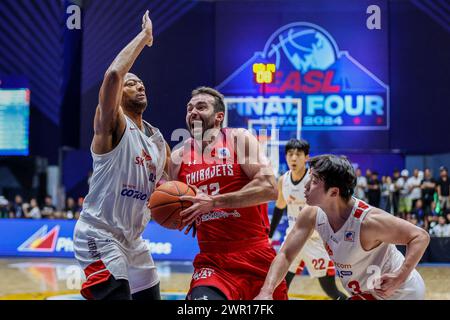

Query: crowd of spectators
left=355, top=166, right=450, bottom=237
left=1, top=165, right=449, bottom=237
left=0, top=194, right=82, bottom=220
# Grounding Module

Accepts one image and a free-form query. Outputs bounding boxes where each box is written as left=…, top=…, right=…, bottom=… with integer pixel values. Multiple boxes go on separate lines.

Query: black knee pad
left=88, top=276, right=131, bottom=300
left=285, top=271, right=295, bottom=289
left=132, top=282, right=161, bottom=300
left=318, top=275, right=348, bottom=300
left=188, top=286, right=227, bottom=300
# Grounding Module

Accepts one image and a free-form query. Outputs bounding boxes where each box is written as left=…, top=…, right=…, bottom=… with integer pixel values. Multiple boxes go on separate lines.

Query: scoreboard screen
left=0, top=89, right=30, bottom=156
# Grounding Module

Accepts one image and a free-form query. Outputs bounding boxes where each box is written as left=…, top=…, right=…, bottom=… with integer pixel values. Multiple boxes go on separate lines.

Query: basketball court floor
left=0, top=258, right=449, bottom=300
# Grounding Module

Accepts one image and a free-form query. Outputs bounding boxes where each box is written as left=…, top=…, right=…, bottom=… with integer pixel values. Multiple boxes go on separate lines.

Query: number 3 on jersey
left=198, top=182, right=220, bottom=195
left=348, top=280, right=362, bottom=294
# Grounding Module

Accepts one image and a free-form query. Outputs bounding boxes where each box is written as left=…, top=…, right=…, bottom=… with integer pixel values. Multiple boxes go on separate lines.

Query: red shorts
left=187, top=240, right=288, bottom=300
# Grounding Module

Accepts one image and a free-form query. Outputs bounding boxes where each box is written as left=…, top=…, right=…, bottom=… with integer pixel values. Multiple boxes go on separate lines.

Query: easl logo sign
left=219, top=22, right=389, bottom=131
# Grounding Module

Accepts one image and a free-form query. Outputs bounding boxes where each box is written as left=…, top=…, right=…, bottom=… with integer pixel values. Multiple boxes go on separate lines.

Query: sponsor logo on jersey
left=200, top=210, right=241, bottom=223
left=120, top=187, right=148, bottom=201
left=287, top=195, right=297, bottom=204
left=334, top=262, right=352, bottom=269
left=330, top=235, right=339, bottom=243
left=87, top=237, right=102, bottom=259
left=336, top=270, right=353, bottom=278
left=135, top=149, right=156, bottom=182
left=217, top=147, right=231, bottom=159
left=344, top=231, right=355, bottom=242
left=192, top=268, right=215, bottom=281
left=287, top=194, right=306, bottom=208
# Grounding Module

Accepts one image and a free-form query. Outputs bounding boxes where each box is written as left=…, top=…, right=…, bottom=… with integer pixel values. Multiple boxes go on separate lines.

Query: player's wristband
left=269, top=206, right=285, bottom=238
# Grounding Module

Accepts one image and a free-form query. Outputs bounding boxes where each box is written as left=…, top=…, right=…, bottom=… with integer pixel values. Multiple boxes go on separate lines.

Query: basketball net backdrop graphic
left=224, top=97, right=302, bottom=177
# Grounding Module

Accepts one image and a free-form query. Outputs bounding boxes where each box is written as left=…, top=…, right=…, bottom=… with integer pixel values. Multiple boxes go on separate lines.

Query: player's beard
left=124, top=98, right=147, bottom=114
left=188, top=116, right=216, bottom=140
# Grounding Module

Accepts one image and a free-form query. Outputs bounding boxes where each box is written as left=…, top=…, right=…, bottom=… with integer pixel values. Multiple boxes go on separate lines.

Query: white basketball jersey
left=80, top=115, right=166, bottom=243
left=282, top=170, right=308, bottom=230
left=315, top=198, right=424, bottom=299
left=282, top=170, right=320, bottom=241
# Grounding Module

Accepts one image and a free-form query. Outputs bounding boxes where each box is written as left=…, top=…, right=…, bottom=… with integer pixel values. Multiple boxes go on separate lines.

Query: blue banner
left=215, top=0, right=390, bottom=152
left=0, top=219, right=199, bottom=260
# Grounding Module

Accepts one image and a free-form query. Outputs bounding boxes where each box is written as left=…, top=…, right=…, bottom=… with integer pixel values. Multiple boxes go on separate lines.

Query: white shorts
left=73, top=219, right=159, bottom=297
left=286, top=235, right=335, bottom=277
left=380, top=269, right=425, bottom=300
left=348, top=269, right=426, bottom=300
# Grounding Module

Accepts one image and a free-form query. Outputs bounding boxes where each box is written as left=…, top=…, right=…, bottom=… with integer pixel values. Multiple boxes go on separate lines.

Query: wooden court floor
left=0, top=258, right=449, bottom=300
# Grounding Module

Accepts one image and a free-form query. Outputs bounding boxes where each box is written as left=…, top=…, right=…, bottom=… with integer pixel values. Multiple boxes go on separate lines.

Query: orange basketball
left=148, top=181, right=195, bottom=229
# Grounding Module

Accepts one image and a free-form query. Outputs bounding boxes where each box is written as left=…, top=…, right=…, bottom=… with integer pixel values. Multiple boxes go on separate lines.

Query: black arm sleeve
left=269, top=206, right=286, bottom=238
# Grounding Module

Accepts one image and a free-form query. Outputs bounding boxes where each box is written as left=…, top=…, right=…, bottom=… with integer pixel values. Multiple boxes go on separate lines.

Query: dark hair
left=308, top=154, right=356, bottom=201
left=191, top=86, right=225, bottom=114
left=285, top=138, right=310, bottom=155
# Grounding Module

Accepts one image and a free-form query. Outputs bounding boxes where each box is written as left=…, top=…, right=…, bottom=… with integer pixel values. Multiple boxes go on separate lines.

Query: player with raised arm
left=73, top=11, right=169, bottom=300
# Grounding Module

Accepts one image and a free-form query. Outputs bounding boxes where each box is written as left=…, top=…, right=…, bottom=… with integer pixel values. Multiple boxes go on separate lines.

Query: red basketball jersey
left=178, top=129, right=270, bottom=250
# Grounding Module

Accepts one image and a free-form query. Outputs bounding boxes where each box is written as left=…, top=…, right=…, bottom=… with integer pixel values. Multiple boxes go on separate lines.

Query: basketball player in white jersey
left=257, top=155, right=429, bottom=300
left=269, top=139, right=347, bottom=299
left=73, top=11, right=169, bottom=300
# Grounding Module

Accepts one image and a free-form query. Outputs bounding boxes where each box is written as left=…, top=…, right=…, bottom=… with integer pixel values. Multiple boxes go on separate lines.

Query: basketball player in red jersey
left=169, top=87, right=288, bottom=300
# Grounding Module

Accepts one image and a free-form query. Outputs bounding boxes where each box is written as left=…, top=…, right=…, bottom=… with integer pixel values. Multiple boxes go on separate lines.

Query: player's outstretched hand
left=179, top=184, right=214, bottom=226
left=141, top=10, right=153, bottom=47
